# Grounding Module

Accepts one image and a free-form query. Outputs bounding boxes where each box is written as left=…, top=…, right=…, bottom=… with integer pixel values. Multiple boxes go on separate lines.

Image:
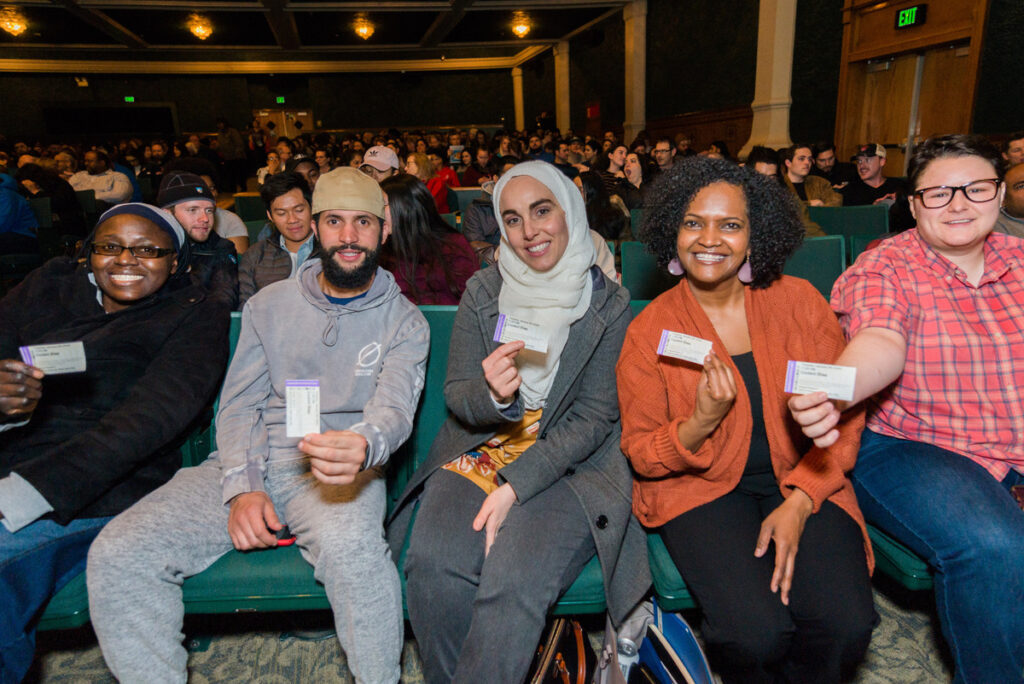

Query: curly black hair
left=640, top=156, right=804, bottom=290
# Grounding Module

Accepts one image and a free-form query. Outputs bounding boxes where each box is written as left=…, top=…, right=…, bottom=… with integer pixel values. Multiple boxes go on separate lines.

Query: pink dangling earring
left=667, top=258, right=684, bottom=276
left=737, top=258, right=753, bottom=284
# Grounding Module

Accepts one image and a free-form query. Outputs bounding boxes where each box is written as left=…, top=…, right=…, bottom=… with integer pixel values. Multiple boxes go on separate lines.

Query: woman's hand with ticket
left=482, top=341, right=524, bottom=404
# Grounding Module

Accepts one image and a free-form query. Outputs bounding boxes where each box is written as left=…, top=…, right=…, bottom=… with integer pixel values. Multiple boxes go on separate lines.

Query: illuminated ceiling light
left=511, top=11, right=531, bottom=39
left=0, top=7, right=28, bottom=37
left=353, top=13, right=374, bottom=40
left=187, top=13, right=213, bottom=41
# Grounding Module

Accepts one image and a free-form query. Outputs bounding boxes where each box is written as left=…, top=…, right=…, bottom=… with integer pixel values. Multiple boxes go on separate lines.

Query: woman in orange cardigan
left=617, top=157, right=876, bottom=683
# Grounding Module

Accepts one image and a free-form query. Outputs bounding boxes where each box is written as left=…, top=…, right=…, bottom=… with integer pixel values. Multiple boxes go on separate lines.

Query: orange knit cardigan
left=616, top=276, right=873, bottom=570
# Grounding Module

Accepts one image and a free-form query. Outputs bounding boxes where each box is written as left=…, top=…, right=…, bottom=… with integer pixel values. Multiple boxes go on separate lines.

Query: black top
left=791, top=181, right=808, bottom=202
left=732, top=351, right=776, bottom=497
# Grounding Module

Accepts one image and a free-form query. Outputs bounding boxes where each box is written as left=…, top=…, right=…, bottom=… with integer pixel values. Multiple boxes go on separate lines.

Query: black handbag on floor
left=528, top=617, right=597, bottom=684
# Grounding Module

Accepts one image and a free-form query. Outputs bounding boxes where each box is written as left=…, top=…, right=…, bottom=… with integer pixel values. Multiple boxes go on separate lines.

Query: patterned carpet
left=31, top=581, right=952, bottom=683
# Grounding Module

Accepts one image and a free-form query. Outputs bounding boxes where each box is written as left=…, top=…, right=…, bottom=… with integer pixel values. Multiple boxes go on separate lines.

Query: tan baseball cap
left=311, top=167, right=386, bottom=218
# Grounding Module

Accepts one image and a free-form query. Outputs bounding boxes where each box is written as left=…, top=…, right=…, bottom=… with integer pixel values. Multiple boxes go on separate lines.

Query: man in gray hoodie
left=87, top=168, right=429, bottom=684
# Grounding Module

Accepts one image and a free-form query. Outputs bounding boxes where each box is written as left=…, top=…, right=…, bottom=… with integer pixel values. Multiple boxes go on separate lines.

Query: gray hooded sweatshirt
left=216, top=258, right=429, bottom=504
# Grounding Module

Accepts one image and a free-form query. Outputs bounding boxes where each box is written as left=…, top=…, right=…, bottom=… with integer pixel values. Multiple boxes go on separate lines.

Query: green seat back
left=386, top=306, right=457, bottom=514
left=807, top=205, right=888, bottom=263
left=74, top=189, right=97, bottom=214
left=448, top=187, right=482, bottom=213
left=647, top=532, right=696, bottom=612
left=28, top=196, right=52, bottom=229
left=620, top=241, right=680, bottom=301
left=782, top=236, right=846, bottom=299
left=629, top=209, right=643, bottom=237
left=233, top=195, right=266, bottom=223
left=849, top=233, right=886, bottom=264
left=137, top=175, right=155, bottom=203
left=440, top=213, right=458, bottom=230
left=244, top=220, right=267, bottom=244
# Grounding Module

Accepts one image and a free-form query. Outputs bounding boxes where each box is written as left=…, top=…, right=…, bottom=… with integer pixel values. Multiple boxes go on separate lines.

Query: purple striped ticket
left=285, top=379, right=320, bottom=437
left=18, top=342, right=86, bottom=374
left=656, top=330, right=712, bottom=365
left=784, top=361, right=856, bottom=401
left=494, top=314, right=548, bottom=353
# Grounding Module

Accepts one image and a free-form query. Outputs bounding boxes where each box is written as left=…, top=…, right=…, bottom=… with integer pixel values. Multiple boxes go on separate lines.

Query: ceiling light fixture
left=0, top=7, right=28, bottom=37
left=353, top=13, right=374, bottom=40
left=187, top=13, right=213, bottom=41
left=511, top=11, right=531, bottom=39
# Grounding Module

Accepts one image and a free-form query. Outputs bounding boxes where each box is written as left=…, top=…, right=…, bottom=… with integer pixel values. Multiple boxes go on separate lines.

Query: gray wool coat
left=387, top=264, right=651, bottom=625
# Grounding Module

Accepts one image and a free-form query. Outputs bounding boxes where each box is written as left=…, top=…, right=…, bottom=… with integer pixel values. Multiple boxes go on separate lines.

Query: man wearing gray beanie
left=158, top=171, right=239, bottom=309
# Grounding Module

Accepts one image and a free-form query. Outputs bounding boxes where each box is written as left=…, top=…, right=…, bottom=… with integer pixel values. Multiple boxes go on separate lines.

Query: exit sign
left=276, top=96, right=285, bottom=104
left=895, top=4, right=927, bottom=29
left=124, top=96, right=135, bottom=103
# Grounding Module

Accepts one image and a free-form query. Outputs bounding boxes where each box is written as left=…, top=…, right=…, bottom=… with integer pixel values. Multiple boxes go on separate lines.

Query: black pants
left=660, top=489, right=877, bottom=684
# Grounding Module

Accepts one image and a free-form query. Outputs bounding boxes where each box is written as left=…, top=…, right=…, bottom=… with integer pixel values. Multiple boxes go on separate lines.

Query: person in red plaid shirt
left=789, top=134, right=1024, bottom=684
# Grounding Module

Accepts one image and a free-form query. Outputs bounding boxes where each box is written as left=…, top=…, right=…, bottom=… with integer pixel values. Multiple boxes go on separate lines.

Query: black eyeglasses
left=912, top=179, right=1001, bottom=209
left=90, top=243, right=175, bottom=259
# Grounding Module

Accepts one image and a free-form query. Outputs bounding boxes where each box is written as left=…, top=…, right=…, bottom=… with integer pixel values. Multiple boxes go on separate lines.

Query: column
left=554, top=40, right=570, bottom=134
left=623, top=0, right=647, bottom=144
left=739, top=0, right=797, bottom=159
left=512, top=66, right=525, bottom=132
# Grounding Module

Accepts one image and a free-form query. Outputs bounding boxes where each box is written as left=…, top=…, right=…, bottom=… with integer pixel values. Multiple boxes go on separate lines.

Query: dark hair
left=336, top=149, right=360, bottom=167
left=812, top=142, right=836, bottom=157
left=641, top=157, right=804, bottom=289
left=584, top=140, right=601, bottom=155
left=708, top=140, right=732, bottom=160
left=379, top=173, right=462, bottom=302
left=260, top=170, right=311, bottom=211
left=164, top=157, right=221, bottom=190
left=780, top=143, right=812, bottom=165
left=907, top=134, right=1003, bottom=191
left=579, top=171, right=629, bottom=240
left=746, top=146, right=779, bottom=168
left=15, top=163, right=64, bottom=194
left=1005, top=132, right=1024, bottom=151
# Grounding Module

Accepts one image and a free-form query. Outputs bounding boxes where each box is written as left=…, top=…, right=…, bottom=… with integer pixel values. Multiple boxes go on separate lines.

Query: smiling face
left=90, top=214, right=177, bottom=312
left=268, top=187, right=313, bottom=249
left=910, top=155, right=1003, bottom=260
left=676, top=182, right=750, bottom=289
left=856, top=154, right=885, bottom=184
left=170, top=200, right=216, bottom=243
left=313, top=209, right=390, bottom=296
left=499, top=176, right=570, bottom=274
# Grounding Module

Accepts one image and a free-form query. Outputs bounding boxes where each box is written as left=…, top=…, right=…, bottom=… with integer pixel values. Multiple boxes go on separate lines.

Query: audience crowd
left=1, top=119, right=1023, bottom=684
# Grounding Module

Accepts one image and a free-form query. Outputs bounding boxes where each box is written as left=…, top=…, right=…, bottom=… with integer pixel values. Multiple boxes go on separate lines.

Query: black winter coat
left=0, top=258, right=230, bottom=523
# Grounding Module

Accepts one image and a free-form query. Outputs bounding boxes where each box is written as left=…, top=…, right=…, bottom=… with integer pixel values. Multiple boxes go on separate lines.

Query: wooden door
left=916, top=44, right=973, bottom=141
left=253, top=109, right=315, bottom=139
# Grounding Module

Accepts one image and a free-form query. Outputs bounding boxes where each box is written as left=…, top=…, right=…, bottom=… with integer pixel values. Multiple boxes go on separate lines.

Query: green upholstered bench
left=40, top=305, right=608, bottom=632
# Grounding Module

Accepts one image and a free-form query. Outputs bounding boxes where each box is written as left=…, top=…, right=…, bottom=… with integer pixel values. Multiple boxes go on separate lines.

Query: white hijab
left=493, top=161, right=596, bottom=409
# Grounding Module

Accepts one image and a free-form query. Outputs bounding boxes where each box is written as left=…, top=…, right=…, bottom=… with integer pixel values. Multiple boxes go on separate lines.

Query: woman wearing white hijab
left=389, top=161, right=650, bottom=684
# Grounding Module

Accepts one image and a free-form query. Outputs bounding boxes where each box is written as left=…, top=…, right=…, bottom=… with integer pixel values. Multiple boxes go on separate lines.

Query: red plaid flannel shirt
left=832, top=229, right=1024, bottom=481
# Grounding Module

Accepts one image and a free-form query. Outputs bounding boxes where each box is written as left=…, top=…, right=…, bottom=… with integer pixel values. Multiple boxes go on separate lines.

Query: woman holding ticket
left=790, top=135, right=1024, bottom=682
left=391, top=161, right=649, bottom=683
left=617, top=157, right=876, bottom=683
left=0, top=203, right=229, bottom=681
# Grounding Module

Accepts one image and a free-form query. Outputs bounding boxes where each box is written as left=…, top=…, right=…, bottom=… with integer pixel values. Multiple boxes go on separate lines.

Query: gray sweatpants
left=86, top=458, right=402, bottom=684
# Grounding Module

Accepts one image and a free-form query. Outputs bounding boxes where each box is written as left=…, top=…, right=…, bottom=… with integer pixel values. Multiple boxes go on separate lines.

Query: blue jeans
left=851, top=430, right=1024, bottom=684
left=0, top=515, right=111, bottom=684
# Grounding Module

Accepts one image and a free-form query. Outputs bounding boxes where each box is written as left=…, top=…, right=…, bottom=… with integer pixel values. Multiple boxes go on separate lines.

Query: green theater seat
left=868, top=525, right=934, bottom=592
left=782, top=235, right=846, bottom=298
left=646, top=533, right=696, bottom=612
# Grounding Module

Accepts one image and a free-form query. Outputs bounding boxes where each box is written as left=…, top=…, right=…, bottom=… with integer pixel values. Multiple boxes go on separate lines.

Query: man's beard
left=320, top=241, right=380, bottom=291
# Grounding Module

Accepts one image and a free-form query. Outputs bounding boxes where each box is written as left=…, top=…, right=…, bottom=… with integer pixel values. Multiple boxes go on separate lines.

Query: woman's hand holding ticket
left=0, top=359, right=44, bottom=417
left=482, top=341, right=524, bottom=404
